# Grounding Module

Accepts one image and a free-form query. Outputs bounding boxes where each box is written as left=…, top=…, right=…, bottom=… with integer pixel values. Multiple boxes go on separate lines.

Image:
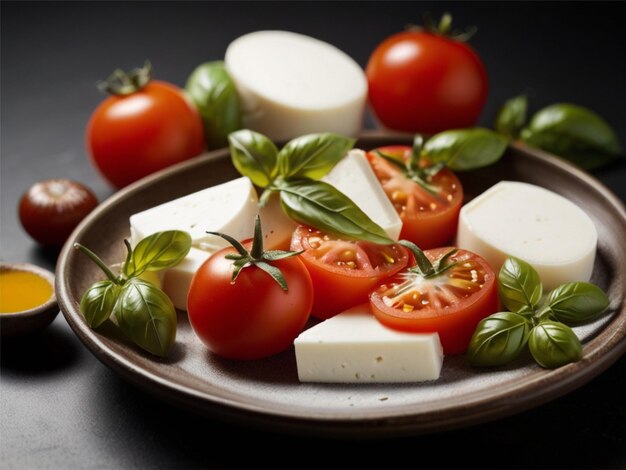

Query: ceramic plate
left=56, top=132, right=626, bottom=437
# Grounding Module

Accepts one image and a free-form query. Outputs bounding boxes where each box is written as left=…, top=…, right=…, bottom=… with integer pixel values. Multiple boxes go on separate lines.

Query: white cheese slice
left=457, top=181, right=597, bottom=290
left=294, top=304, right=443, bottom=383
left=225, top=30, right=367, bottom=141
left=129, top=177, right=259, bottom=309
left=322, top=149, right=403, bottom=241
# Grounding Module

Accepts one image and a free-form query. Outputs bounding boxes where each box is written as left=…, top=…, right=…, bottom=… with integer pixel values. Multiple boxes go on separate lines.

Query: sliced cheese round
left=457, top=181, right=597, bottom=290
left=225, top=30, right=367, bottom=140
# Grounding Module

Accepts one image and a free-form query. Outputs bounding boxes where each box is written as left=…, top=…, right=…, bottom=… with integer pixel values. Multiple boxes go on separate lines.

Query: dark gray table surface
left=2, top=2, right=625, bottom=468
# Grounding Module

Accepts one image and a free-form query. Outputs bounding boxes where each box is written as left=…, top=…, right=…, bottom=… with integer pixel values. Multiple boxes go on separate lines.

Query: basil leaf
left=529, top=321, right=582, bottom=369
left=185, top=61, right=242, bottom=149
left=498, top=257, right=543, bottom=314
left=229, top=129, right=279, bottom=188
left=495, top=95, right=527, bottom=139
left=80, top=280, right=120, bottom=328
left=113, top=278, right=177, bottom=357
left=277, top=133, right=355, bottom=180
left=544, top=282, right=609, bottom=324
left=129, top=230, right=191, bottom=277
left=279, top=179, right=392, bottom=244
left=467, top=312, right=531, bottom=367
left=521, top=103, right=622, bottom=170
left=423, top=128, right=508, bottom=171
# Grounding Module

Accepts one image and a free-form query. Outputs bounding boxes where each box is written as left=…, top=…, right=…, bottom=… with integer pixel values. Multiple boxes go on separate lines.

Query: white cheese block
left=129, top=177, right=259, bottom=309
left=161, top=247, right=211, bottom=310
left=294, top=304, right=443, bottom=383
left=258, top=192, right=298, bottom=250
left=322, top=149, right=403, bottom=241
left=225, top=30, right=367, bottom=141
left=457, top=181, right=597, bottom=290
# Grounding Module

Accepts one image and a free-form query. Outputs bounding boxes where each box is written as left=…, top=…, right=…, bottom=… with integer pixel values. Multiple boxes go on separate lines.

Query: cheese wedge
left=295, top=304, right=443, bottom=383
left=129, top=177, right=259, bottom=309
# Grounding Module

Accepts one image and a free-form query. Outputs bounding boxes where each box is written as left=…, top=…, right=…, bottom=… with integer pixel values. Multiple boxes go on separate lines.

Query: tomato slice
left=366, top=146, right=463, bottom=249
left=369, top=247, right=498, bottom=355
left=291, top=225, right=409, bottom=319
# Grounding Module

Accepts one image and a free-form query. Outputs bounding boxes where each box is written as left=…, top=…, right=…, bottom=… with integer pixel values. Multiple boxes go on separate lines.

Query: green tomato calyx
left=98, top=60, right=153, bottom=96
left=211, top=214, right=302, bottom=291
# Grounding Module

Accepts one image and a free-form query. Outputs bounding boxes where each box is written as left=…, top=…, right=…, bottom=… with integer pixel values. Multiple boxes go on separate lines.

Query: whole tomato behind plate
left=366, top=14, right=488, bottom=134
left=86, top=61, right=204, bottom=189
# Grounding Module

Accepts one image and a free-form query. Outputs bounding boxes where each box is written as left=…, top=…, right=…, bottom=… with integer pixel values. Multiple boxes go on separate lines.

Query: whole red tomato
left=187, top=238, right=313, bottom=360
left=366, top=18, right=488, bottom=134
left=86, top=62, right=204, bottom=188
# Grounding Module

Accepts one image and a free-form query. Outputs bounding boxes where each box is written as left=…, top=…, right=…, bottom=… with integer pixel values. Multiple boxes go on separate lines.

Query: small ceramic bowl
left=0, top=262, right=59, bottom=337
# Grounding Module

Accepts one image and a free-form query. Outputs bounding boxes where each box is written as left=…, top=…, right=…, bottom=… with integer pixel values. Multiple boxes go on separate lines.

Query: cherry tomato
left=290, top=225, right=409, bottom=320
left=19, top=179, right=98, bottom=247
left=366, top=28, right=488, bottom=134
left=187, top=241, right=313, bottom=360
left=370, top=247, right=498, bottom=355
left=366, top=146, right=463, bottom=249
left=87, top=63, right=204, bottom=189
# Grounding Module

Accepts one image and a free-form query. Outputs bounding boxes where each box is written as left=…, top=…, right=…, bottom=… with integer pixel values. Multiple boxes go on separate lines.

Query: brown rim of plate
left=55, top=131, right=626, bottom=437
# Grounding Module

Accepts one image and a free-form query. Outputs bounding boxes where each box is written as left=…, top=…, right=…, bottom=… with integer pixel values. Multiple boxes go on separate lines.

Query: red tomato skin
left=187, top=246, right=313, bottom=360
left=366, top=31, right=488, bottom=134
left=87, top=81, right=205, bottom=188
left=399, top=169, right=463, bottom=249
left=366, top=146, right=463, bottom=249
left=290, top=226, right=409, bottom=320
left=370, top=248, right=498, bottom=355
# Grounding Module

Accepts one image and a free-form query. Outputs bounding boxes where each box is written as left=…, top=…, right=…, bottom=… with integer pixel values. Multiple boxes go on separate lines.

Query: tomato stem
left=418, top=12, right=477, bottom=42
left=97, top=60, right=152, bottom=96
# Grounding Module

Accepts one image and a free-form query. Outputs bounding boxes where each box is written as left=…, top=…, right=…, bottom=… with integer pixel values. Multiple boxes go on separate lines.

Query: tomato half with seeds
left=366, top=146, right=463, bottom=249
left=369, top=247, right=498, bottom=355
left=290, top=225, right=409, bottom=320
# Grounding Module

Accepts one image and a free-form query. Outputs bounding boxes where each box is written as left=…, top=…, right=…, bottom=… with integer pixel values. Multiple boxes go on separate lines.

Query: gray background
left=2, top=1, right=625, bottom=468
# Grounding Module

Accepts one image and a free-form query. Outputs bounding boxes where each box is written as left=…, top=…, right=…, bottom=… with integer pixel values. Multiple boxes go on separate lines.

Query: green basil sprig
left=468, top=257, right=609, bottom=369
left=185, top=61, right=242, bottom=149
left=495, top=96, right=622, bottom=170
left=75, top=230, right=191, bottom=357
left=228, top=129, right=394, bottom=244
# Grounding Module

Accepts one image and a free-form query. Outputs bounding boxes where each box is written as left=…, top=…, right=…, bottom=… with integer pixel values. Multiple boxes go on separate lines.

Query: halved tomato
left=291, top=225, right=409, bottom=319
left=369, top=247, right=498, bottom=355
left=366, top=146, right=463, bottom=249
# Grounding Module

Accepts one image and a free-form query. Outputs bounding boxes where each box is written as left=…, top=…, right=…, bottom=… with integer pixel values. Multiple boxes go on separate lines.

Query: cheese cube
left=323, top=150, right=403, bottom=241
left=457, top=181, right=597, bottom=290
left=294, top=304, right=443, bottom=383
left=128, top=177, right=259, bottom=309
left=225, top=30, right=367, bottom=140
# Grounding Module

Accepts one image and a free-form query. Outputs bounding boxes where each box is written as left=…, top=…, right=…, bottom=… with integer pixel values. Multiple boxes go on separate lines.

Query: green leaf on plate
left=113, top=278, right=177, bottom=357
left=279, top=179, right=392, bottom=244
left=277, top=133, right=355, bottom=180
left=229, top=129, right=279, bottom=188
left=498, top=257, right=543, bottom=314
